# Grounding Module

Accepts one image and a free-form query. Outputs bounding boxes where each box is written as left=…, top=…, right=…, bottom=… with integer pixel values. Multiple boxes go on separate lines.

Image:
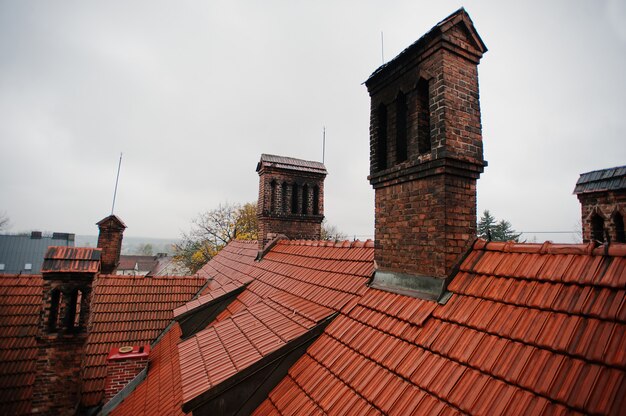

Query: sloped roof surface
left=203, top=239, right=374, bottom=322
left=257, top=154, right=327, bottom=175
left=109, top=239, right=374, bottom=413
left=0, top=275, right=41, bottom=415
left=574, top=165, right=626, bottom=194
left=179, top=239, right=373, bottom=408
left=257, top=240, right=626, bottom=415
left=42, top=246, right=101, bottom=273
left=109, top=323, right=187, bottom=416
left=80, top=275, right=206, bottom=407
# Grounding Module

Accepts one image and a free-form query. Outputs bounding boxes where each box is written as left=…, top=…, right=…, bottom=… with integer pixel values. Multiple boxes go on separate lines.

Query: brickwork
left=104, top=346, right=150, bottom=402
left=366, top=10, right=487, bottom=279
left=32, top=333, right=87, bottom=415
left=256, top=155, right=326, bottom=248
left=577, top=191, right=626, bottom=243
left=33, top=265, right=96, bottom=414
left=97, top=215, right=126, bottom=274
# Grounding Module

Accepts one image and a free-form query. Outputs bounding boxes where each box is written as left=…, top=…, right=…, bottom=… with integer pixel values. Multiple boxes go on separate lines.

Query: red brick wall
left=366, top=16, right=486, bottom=279
left=32, top=334, right=87, bottom=415
left=104, top=346, right=150, bottom=402
left=33, top=275, right=94, bottom=415
left=257, top=167, right=325, bottom=248
left=577, top=190, right=626, bottom=243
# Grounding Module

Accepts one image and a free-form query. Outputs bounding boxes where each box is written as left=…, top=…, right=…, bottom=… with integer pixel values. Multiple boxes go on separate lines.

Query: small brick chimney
left=97, top=215, right=126, bottom=274
left=365, top=9, right=487, bottom=299
left=104, top=345, right=150, bottom=402
left=256, top=154, right=327, bottom=248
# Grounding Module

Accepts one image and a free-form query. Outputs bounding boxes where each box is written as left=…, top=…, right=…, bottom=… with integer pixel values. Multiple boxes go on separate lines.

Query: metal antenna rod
left=322, top=126, right=326, bottom=164
left=111, top=152, right=123, bottom=215
left=381, top=31, right=384, bottom=64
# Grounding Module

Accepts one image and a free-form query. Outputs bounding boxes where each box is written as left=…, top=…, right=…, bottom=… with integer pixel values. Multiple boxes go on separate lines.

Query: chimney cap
left=107, top=345, right=150, bottom=361
left=257, top=154, right=327, bottom=175
left=97, top=215, right=127, bottom=229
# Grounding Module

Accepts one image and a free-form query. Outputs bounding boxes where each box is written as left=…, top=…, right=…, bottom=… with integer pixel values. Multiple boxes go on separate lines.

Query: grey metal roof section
left=573, top=165, right=626, bottom=195
left=257, top=154, right=327, bottom=175
left=0, top=232, right=75, bottom=274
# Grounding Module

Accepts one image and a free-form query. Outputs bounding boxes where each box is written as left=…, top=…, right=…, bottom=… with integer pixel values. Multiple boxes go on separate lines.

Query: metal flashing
left=370, top=270, right=445, bottom=301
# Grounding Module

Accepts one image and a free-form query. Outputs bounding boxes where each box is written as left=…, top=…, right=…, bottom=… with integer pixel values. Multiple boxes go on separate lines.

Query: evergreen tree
left=477, top=210, right=522, bottom=242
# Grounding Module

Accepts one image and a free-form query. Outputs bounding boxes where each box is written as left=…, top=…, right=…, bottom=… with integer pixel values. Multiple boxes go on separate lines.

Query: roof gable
left=366, top=8, right=487, bottom=85
left=96, top=215, right=127, bottom=229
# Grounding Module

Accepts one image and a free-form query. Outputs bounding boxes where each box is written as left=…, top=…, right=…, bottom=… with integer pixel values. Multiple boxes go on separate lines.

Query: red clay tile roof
left=109, top=323, right=186, bottom=416
left=173, top=280, right=248, bottom=319
left=42, top=246, right=101, bottom=274
left=108, top=238, right=374, bottom=413
left=0, top=275, right=41, bottom=416
left=178, top=239, right=373, bottom=410
left=80, top=275, right=206, bottom=407
left=257, top=240, right=626, bottom=415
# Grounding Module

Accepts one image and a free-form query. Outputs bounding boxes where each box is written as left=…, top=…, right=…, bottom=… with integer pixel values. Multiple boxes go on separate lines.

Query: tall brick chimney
left=365, top=9, right=487, bottom=299
left=97, top=215, right=126, bottom=274
left=256, top=154, right=327, bottom=248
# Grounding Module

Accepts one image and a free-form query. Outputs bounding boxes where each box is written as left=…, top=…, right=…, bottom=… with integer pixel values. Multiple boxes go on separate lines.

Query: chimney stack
left=104, top=345, right=150, bottom=402
left=573, top=165, right=626, bottom=244
left=97, top=215, right=126, bottom=274
left=365, top=9, right=487, bottom=299
left=256, top=154, right=327, bottom=248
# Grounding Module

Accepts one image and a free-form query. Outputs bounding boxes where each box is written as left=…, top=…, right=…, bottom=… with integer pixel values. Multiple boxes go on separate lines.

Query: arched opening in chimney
left=302, top=184, right=309, bottom=215
left=591, top=213, right=605, bottom=243
left=291, top=184, right=299, bottom=214
left=376, top=103, right=388, bottom=171
left=613, top=211, right=625, bottom=243
left=395, top=91, right=408, bottom=163
left=48, top=288, right=62, bottom=332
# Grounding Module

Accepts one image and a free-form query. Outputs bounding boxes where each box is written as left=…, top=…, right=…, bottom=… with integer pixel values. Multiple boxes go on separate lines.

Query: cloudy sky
left=1, top=0, right=625, bottom=243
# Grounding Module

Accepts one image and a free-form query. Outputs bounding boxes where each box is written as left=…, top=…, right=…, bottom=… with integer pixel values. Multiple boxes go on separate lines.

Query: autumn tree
left=477, top=210, right=522, bottom=242
left=174, top=202, right=258, bottom=273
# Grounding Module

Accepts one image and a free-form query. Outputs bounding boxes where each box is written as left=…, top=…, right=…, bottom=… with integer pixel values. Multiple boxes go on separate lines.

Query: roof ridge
left=473, top=239, right=626, bottom=257
left=282, top=239, right=375, bottom=249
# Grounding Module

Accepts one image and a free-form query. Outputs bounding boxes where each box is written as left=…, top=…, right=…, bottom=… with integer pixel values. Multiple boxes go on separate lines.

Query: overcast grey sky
left=1, top=0, right=625, bottom=243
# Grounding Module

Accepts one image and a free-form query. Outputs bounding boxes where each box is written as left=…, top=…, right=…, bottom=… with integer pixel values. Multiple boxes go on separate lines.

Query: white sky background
left=0, top=0, right=625, bottom=243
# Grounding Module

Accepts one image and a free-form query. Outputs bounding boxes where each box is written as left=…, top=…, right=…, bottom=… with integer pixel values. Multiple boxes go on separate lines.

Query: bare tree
left=0, top=212, right=10, bottom=232
left=320, top=219, right=347, bottom=241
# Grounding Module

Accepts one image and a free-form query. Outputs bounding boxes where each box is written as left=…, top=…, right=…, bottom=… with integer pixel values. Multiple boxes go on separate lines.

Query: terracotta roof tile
left=80, top=275, right=205, bottom=407
left=41, top=246, right=101, bottom=273
left=0, top=275, right=41, bottom=415
left=98, top=238, right=626, bottom=415
left=109, top=324, right=186, bottom=416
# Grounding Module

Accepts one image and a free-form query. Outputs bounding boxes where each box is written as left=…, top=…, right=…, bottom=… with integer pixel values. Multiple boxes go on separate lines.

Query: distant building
left=117, top=253, right=190, bottom=276
left=0, top=231, right=74, bottom=274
